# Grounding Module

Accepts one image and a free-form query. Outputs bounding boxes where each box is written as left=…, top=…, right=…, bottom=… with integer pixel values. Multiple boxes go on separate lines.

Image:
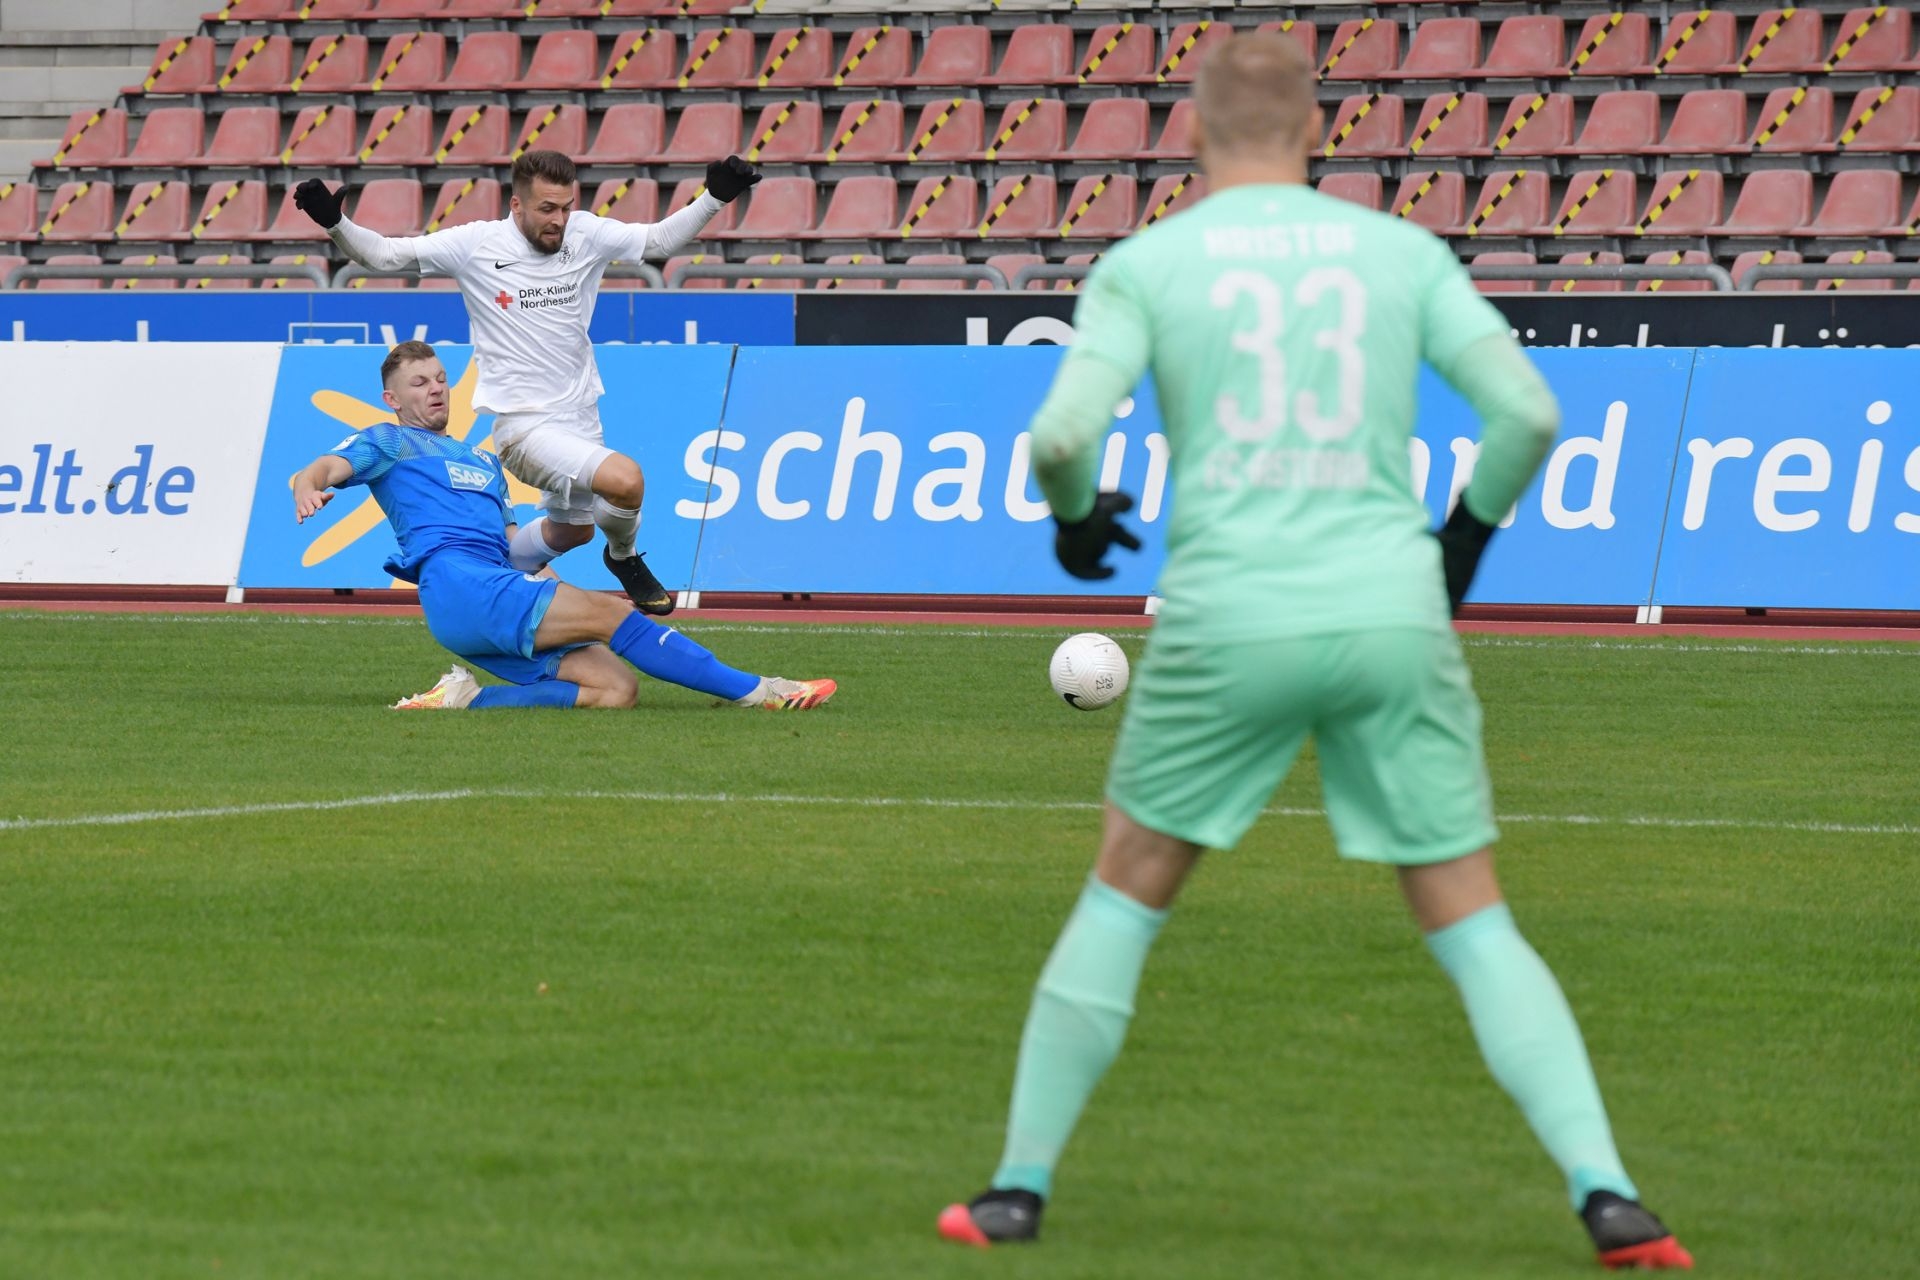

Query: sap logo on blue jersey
left=445, top=460, right=494, bottom=491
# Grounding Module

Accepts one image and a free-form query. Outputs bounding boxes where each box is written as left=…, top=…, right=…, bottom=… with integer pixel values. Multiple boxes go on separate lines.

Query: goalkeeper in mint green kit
left=936, top=32, right=1691, bottom=1271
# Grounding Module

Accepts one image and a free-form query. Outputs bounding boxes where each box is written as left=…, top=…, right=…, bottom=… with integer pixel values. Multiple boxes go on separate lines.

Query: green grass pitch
left=0, top=611, right=1914, bottom=1279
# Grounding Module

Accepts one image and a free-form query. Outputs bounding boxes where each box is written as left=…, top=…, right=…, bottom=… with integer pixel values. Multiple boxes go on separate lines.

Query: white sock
left=732, top=677, right=770, bottom=706
left=508, top=517, right=560, bottom=572
left=593, top=497, right=640, bottom=560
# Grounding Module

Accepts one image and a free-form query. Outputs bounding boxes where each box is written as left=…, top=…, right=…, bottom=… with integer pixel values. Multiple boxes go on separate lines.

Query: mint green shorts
left=1106, top=627, right=1498, bottom=862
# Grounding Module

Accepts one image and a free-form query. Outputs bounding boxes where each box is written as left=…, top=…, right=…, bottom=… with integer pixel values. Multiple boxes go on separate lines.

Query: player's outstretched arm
left=599, top=156, right=759, bottom=262
left=293, top=455, right=354, bottom=523
left=294, top=179, right=423, bottom=274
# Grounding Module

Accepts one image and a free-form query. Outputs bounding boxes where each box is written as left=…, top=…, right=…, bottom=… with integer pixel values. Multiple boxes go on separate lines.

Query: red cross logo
left=494, top=290, right=513, bottom=310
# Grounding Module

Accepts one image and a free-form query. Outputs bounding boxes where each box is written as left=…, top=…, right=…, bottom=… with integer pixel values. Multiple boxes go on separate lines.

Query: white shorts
left=491, top=405, right=614, bottom=525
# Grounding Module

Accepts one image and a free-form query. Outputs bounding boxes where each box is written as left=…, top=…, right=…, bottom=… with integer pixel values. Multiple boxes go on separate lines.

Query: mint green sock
left=991, top=877, right=1168, bottom=1199
left=1426, top=902, right=1639, bottom=1210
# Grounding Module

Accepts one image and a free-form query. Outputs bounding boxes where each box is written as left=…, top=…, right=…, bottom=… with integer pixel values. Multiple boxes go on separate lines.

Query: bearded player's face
left=512, top=178, right=574, bottom=255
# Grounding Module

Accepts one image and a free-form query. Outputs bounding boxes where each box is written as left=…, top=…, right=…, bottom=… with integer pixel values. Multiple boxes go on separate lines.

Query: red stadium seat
left=113, top=180, right=192, bottom=241
left=598, top=30, right=677, bottom=91
left=1322, top=93, right=1406, bottom=160
left=195, top=107, right=281, bottom=167
left=661, top=103, right=743, bottom=164
left=215, top=34, right=291, bottom=94
left=38, top=181, right=116, bottom=242
left=38, top=109, right=129, bottom=170
left=264, top=253, right=323, bottom=290
left=1318, top=172, right=1383, bottom=211
left=899, top=99, right=985, bottom=165
left=1636, top=249, right=1716, bottom=293
left=582, top=104, right=666, bottom=165
left=356, top=104, right=433, bottom=167
left=245, top=187, right=330, bottom=242
left=361, top=0, right=447, bottom=16
left=677, top=0, right=745, bottom=16
left=1462, top=170, right=1550, bottom=238
left=1386, top=18, right=1480, bottom=80
left=1142, top=100, right=1196, bottom=161
left=1816, top=249, right=1898, bottom=291
left=1793, top=169, right=1903, bottom=236
left=122, top=107, right=206, bottom=168
left=1822, top=7, right=1912, bottom=73
left=601, top=0, right=675, bottom=15
left=1471, top=251, right=1536, bottom=295
left=1388, top=170, right=1466, bottom=234
left=710, top=176, right=815, bottom=240
left=984, top=99, right=1067, bottom=162
left=1711, top=169, right=1814, bottom=236
left=1569, top=12, right=1654, bottom=76
left=977, top=175, right=1058, bottom=239
left=1546, top=169, right=1638, bottom=237
left=125, top=37, right=216, bottom=96
left=587, top=177, right=659, bottom=225
left=984, top=252, right=1044, bottom=292
left=37, top=254, right=105, bottom=291
left=812, top=253, right=884, bottom=292
left=1057, top=174, right=1137, bottom=240
left=424, top=178, right=501, bottom=233
left=896, top=175, right=978, bottom=240
left=984, top=25, right=1076, bottom=86
left=0, top=183, right=37, bottom=242
left=1652, top=11, right=1738, bottom=76
left=441, top=0, right=519, bottom=16
left=432, top=105, right=511, bottom=167
left=1648, top=90, right=1749, bottom=155
left=814, top=100, right=904, bottom=164
left=185, top=252, right=252, bottom=290
left=756, top=27, right=834, bottom=88
left=1551, top=251, right=1625, bottom=294
left=738, top=253, right=804, bottom=292
left=281, top=105, right=358, bottom=167
left=112, top=252, right=177, bottom=289
left=898, top=253, right=968, bottom=292
left=1156, top=21, right=1234, bottom=86
left=519, top=0, right=603, bottom=16
left=1832, top=85, right=1920, bottom=153
left=663, top=254, right=723, bottom=291
left=443, top=33, right=522, bottom=92
left=1077, top=22, right=1155, bottom=85
left=904, top=27, right=991, bottom=88
left=1255, top=21, right=1319, bottom=68
left=356, top=33, right=446, bottom=93
left=1405, top=92, right=1485, bottom=159
left=676, top=28, right=756, bottom=90
left=667, top=177, right=736, bottom=235
left=743, top=101, right=821, bottom=165
left=1748, top=86, right=1834, bottom=153
left=1321, top=18, right=1399, bottom=81
left=1558, top=92, right=1658, bottom=156
left=800, top=175, right=898, bottom=240
left=353, top=179, right=424, bottom=237
left=510, top=31, right=598, bottom=91
left=186, top=179, right=267, bottom=240
left=1138, top=173, right=1207, bottom=228
left=830, top=27, right=912, bottom=89
left=1483, top=16, right=1566, bottom=78
left=1068, top=98, right=1149, bottom=161
left=1632, top=169, right=1724, bottom=236
left=1485, top=93, right=1573, bottom=158
left=1733, top=9, right=1826, bottom=74
left=500, top=105, right=588, bottom=164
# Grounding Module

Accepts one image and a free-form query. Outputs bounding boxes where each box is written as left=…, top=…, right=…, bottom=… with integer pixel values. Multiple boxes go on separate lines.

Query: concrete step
left=0, top=138, right=50, bottom=180
left=0, top=64, right=139, bottom=107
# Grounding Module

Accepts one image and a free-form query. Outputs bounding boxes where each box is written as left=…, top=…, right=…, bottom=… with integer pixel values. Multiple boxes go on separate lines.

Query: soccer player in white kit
left=292, top=149, right=761, bottom=615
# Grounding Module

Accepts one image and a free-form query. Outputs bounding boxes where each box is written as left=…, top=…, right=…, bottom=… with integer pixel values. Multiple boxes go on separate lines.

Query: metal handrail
left=666, top=261, right=1011, bottom=289
left=1738, top=262, right=1920, bottom=291
left=1011, top=263, right=1093, bottom=290
left=1, top=261, right=332, bottom=289
left=332, top=261, right=667, bottom=288
left=1467, top=262, right=1736, bottom=291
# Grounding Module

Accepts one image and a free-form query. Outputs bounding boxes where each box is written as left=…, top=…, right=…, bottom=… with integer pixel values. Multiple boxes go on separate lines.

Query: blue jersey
left=332, top=424, right=512, bottom=583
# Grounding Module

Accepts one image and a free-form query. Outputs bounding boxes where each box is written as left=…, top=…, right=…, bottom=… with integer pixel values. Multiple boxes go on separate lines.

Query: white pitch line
left=1, top=787, right=1913, bottom=838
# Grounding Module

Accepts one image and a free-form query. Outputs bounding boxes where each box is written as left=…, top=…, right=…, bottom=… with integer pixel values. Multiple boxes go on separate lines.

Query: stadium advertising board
left=0, top=343, right=280, bottom=584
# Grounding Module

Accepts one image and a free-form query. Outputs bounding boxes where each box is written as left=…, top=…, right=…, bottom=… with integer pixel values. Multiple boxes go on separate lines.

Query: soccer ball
left=1049, top=633, right=1130, bottom=711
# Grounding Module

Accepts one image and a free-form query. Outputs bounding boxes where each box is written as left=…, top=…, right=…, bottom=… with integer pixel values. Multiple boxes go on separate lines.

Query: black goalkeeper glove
left=1054, top=492, right=1142, bottom=581
left=292, top=178, right=345, bottom=230
left=1435, top=500, right=1499, bottom=616
left=705, top=155, right=761, bottom=204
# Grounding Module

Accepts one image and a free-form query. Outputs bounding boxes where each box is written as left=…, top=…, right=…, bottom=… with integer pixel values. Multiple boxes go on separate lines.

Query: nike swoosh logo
left=493, top=261, right=516, bottom=270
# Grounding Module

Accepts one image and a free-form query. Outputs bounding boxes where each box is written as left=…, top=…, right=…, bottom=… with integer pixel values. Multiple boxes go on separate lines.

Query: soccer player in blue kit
left=292, top=341, right=836, bottom=713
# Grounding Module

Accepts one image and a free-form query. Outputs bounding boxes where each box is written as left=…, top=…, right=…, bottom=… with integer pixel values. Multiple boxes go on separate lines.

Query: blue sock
left=610, top=612, right=759, bottom=701
left=472, top=680, right=580, bottom=709
left=1426, top=903, right=1638, bottom=1210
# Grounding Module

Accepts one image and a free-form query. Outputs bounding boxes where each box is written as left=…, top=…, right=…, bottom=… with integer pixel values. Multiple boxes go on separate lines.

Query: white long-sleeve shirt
left=328, top=195, right=723, bottom=414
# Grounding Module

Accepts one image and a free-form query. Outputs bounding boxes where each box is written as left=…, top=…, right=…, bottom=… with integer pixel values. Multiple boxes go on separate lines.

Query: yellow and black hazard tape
left=977, top=178, right=1029, bottom=237
left=192, top=253, right=235, bottom=288
left=1466, top=170, right=1527, bottom=237
left=905, top=98, right=964, bottom=162
left=899, top=177, right=953, bottom=238
left=824, top=99, right=882, bottom=163
left=217, top=36, right=269, bottom=91
left=1837, top=86, right=1896, bottom=148
left=210, top=0, right=239, bottom=21
left=824, top=252, right=863, bottom=289
left=1142, top=173, right=1193, bottom=227
left=985, top=98, right=1043, bottom=162
left=191, top=180, right=245, bottom=239
left=1156, top=19, right=1211, bottom=85
left=1569, top=12, right=1626, bottom=72
left=369, top=34, right=419, bottom=93
left=1394, top=171, right=1441, bottom=219
left=426, top=179, right=476, bottom=232
left=143, top=38, right=192, bottom=92
left=1558, top=252, right=1600, bottom=293
left=512, top=106, right=559, bottom=160
left=1752, top=86, right=1809, bottom=148
left=1322, top=17, right=1374, bottom=76
left=268, top=253, right=310, bottom=289
left=1058, top=178, right=1109, bottom=238
left=1736, top=8, right=1795, bottom=74
left=1, top=182, right=14, bottom=203
left=1654, top=10, right=1711, bottom=74
left=1492, top=94, right=1548, bottom=154
left=357, top=105, right=408, bottom=163
left=757, top=28, right=809, bottom=88
left=1324, top=93, right=1381, bottom=158
left=1078, top=22, right=1131, bottom=85
left=831, top=26, right=888, bottom=88
left=115, top=181, right=168, bottom=236
left=746, top=100, right=799, bottom=163
left=1551, top=168, right=1615, bottom=235
left=594, top=179, right=633, bottom=217
left=1829, top=247, right=1873, bottom=288
left=1825, top=6, right=1886, bottom=71
left=1407, top=95, right=1462, bottom=156
left=678, top=28, right=734, bottom=90
left=52, top=109, right=105, bottom=168
left=1645, top=249, right=1690, bottom=292
left=290, top=35, right=344, bottom=92
left=601, top=31, right=651, bottom=90
left=1905, top=207, right=1919, bottom=237
left=294, top=0, right=321, bottom=16
left=435, top=107, right=488, bottom=164
left=1634, top=169, right=1699, bottom=234
left=119, top=253, right=164, bottom=289
left=746, top=252, right=788, bottom=289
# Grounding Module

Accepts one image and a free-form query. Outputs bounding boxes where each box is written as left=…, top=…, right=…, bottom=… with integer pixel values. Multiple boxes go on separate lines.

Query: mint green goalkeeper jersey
left=1056, top=183, right=1513, bottom=641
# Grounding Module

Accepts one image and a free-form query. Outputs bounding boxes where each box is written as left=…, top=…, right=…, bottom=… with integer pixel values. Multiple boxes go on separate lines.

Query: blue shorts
left=417, top=554, right=584, bottom=685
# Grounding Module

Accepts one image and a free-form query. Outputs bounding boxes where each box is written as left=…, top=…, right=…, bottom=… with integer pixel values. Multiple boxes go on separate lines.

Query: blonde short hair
left=1193, top=30, right=1318, bottom=157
